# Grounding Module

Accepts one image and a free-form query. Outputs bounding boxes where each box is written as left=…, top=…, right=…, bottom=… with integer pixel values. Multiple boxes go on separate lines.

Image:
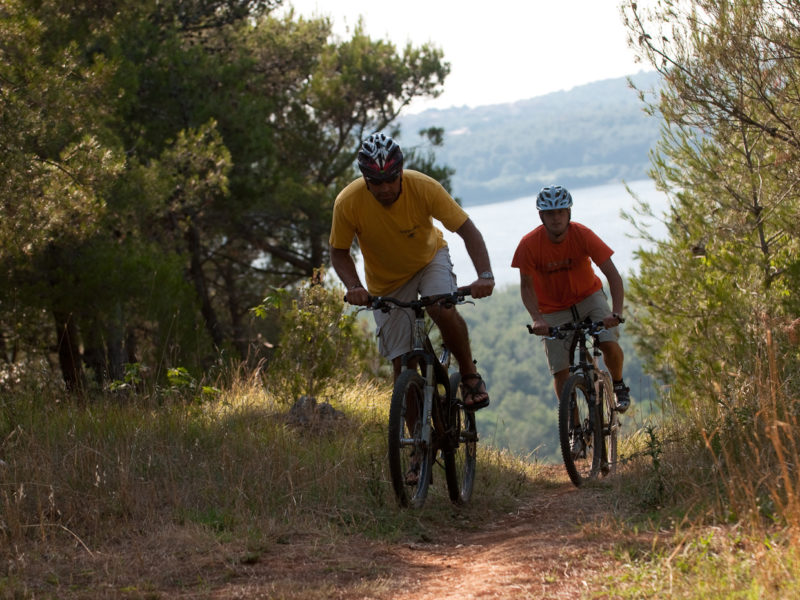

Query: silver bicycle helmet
left=357, top=132, right=404, bottom=181
left=536, top=185, right=573, bottom=211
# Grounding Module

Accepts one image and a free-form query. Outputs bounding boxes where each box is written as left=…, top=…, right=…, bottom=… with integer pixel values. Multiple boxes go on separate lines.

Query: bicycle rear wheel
left=388, top=369, right=433, bottom=508
left=598, top=371, right=618, bottom=476
left=558, top=373, right=602, bottom=487
left=443, top=373, right=477, bottom=504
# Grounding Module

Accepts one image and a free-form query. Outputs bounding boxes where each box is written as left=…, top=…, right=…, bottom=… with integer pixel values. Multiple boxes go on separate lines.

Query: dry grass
left=0, top=372, right=546, bottom=598
left=4, top=324, right=800, bottom=598
left=591, top=329, right=800, bottom=599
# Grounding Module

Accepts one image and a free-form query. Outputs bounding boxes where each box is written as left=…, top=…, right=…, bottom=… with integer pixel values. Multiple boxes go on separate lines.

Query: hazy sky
left=280, top=0, right=650, bottom=113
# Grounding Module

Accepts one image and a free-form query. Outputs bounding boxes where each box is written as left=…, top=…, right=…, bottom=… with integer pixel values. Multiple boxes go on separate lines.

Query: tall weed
left=0, top=369, right=539, bottom=576
left=253, top=274, right=379, bottom=405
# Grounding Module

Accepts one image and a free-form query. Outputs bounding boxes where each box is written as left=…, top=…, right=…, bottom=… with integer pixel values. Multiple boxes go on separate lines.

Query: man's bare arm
left=455, top=218, right=494, bottom=299
left=330, top=246, right=369, bottom=305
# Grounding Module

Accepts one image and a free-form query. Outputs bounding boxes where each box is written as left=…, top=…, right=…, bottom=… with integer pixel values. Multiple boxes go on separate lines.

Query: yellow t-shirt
left=329, top=170, right=469, bottom=295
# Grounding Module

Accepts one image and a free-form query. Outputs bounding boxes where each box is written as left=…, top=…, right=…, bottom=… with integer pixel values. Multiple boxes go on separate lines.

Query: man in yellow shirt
left=330, top=132, right=494, bottom=410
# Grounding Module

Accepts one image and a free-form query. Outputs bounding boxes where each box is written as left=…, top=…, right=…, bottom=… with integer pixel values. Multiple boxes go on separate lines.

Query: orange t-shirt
left=511, top=222, right=613, bottom=313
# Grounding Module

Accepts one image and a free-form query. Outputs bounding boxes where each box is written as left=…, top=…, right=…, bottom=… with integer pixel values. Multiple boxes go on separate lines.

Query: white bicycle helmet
left=536, top=185, right=573, bottom=211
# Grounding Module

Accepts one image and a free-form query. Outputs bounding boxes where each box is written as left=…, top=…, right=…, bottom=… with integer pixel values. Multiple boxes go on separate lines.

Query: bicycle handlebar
left=526, top=316, right=625, bottom=340
left=365, top=288, right=472, bottom=312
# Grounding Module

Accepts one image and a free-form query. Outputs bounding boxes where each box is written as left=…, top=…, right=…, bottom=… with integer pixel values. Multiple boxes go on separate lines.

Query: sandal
left=405, top=461, right=420, bottom=486
left=460, top=373, right=490, bottom=411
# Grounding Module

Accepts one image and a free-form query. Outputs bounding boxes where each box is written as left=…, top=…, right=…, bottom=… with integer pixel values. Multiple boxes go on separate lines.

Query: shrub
left=254, top=273, right=378, bottom=404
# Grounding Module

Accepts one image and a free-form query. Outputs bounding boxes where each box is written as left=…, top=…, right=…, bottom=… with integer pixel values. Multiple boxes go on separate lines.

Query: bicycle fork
left=420, top=362, right=435, bottom=446
left=572, top=380, right=598, bottom=448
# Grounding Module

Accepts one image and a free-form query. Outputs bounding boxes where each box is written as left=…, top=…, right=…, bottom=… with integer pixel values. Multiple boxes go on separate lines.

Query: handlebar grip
left=343, top=291, right=374, bottom=306
left=526, top=324, right=561, bottom=338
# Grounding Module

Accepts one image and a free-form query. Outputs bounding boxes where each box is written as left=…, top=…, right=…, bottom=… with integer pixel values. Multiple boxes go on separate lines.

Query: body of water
left=443, top=179, right=670, bottom=289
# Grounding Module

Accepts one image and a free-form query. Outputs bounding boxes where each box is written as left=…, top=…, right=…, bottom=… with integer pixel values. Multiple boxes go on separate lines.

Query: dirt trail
left=209, top=465, right=632, bottom=600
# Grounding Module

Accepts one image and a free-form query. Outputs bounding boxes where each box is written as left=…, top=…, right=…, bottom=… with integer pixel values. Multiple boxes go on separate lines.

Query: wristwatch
left=479, top=271, right=494, bottom=280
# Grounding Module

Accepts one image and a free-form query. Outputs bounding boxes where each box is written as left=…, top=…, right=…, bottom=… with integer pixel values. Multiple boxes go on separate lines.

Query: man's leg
left=427, top=304, right=488, bottom=409
left=598, top=340, right=630, bottom=412
left=598, top=340, right=624, bottom=381
left=390, top=356, right=404, bottom=381
left=553, top=368, right=570, bottom=399
left=427, top=304, right=475, bottom=374
left=578, top=290, right=630, bottom=413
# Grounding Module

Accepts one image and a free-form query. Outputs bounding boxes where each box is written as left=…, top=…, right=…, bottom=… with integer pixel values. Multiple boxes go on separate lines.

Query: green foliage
left=0, top=0, right=451, bottom=388
left=0, top=0, right=123, bottom=260
left=255, top=275, right=378, bottom=404
left=613, top=0, right=800, bottom=533
left=624, top=0, right=800, bottom=411
left=403, top=126, right=458, bottom=201
left=164, top=366, right=221, bottom=404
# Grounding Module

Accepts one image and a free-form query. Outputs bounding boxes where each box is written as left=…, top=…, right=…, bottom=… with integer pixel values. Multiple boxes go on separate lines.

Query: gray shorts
left=541, top=289, right=619, bottom=374
left=373, top=248, right=458, bottom=360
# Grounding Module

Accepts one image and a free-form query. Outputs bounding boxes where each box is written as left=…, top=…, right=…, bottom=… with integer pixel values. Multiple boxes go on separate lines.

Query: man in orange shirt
left=330, top=132, right=495, bottom=411
left=511, top=185, right=631, bottom=413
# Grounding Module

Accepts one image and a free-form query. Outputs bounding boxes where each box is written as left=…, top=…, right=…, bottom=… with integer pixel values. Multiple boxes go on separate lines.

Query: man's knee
left=427, top=302, right=451, bottom=319
left=599, top=339, right=622, bottom=352
left=553, top=369, right=570, bottom=395
left=428, top=304, right=461, bottom=327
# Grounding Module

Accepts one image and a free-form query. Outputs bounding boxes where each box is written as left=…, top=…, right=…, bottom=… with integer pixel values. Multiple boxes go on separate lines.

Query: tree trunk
left=222, top=264, right=249, bottom=360
left=186, top=222, right=225, bottom=348
left=82, top=318, right=107, bottom=386
left=105, top=302, right=127, bottom=382
left=53, top=310, right=85, bottom=392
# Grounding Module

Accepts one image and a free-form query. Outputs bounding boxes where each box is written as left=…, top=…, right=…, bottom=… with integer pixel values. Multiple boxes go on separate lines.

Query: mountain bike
left=359, top=289, right=478, bottom=508
left=528, top=317, right=623, bottom=487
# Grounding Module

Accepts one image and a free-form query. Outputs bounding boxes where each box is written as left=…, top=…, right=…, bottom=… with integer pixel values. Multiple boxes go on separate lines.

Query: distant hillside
left=399, top=71, right=662, bottom=206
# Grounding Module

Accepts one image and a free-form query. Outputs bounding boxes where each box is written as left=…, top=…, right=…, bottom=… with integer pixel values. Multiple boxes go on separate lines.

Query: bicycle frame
left=568, top=323, right=604, bottom=415
left=398, top=302, right=450, bottom=452
left=529, top=317, right=619, bottom=486
left=357, top=290, right=477, bottom=507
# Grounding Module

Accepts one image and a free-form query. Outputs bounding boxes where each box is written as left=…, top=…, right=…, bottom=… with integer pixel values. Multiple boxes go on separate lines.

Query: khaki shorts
left=541, top=289, right=619, bottom=374
left=373, top=248, right=458, bottom=360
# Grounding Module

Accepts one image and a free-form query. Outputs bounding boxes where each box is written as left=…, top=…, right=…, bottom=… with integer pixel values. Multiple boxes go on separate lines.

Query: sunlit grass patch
left=603, top=525, right=800, bottom=599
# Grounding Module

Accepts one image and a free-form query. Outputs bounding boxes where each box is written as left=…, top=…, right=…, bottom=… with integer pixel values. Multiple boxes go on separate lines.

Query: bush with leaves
left=253, top=274, right=378, bottom=405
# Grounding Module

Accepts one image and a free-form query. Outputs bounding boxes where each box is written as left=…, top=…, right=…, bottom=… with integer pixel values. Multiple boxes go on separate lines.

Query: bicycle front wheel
left=598, top=371, right=618, bottom=477
left=558, top=373, right=602, bottom=487
left=388, top=369, right=433, bottom=508
left=443, top=373, right=477, bottom=504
